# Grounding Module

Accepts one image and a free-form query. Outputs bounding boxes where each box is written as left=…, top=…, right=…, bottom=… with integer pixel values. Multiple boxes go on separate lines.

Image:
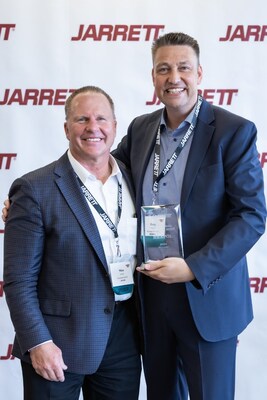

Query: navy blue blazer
left=4, top=152, right=136, bottom=374
left=113, top=98, right=266, bottom=342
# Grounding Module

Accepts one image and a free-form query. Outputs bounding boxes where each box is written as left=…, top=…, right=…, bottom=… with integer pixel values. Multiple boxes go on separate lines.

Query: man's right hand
left=30, top=342, right=68, bottom=382
left=1, top=198, right=10, bottom=223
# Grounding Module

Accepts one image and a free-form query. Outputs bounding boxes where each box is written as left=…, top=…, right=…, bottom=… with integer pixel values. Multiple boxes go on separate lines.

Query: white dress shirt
left=68, top=150, right=137, bottom=301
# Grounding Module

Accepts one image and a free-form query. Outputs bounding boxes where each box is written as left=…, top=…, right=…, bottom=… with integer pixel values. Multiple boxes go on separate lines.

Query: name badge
left=110, top=258, right=134, bottom=295
left=144, top=213, right=166, bottom=247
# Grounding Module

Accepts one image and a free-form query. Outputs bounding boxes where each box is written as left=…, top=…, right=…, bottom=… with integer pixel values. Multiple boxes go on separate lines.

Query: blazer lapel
left=181, top=101, right=215, bottom=210
left=53, top=153, right=108, bottom=271
left=135, top=116, right=161, bottom=212
left=116, top=159, right=135, bottom=203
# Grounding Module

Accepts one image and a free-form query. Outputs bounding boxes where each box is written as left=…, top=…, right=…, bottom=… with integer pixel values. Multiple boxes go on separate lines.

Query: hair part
left=65, top=86, right=116, bottom=120
left=152, top=32, right=200, bottom=64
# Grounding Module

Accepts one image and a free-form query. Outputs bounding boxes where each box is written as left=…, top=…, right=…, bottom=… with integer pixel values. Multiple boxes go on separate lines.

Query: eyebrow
left=155, top=60, right=191, bottom=68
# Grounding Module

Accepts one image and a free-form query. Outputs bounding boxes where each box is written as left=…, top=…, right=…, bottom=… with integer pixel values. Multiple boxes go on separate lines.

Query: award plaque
left=141, top=204, right=184, bottom=263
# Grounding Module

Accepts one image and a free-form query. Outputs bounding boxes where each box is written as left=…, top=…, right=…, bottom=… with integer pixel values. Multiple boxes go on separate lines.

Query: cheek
left=65, top=128, right=74, bottom=141
left=109, top=132, right=116, bottom=144
left=153, top=80, right=163, bottom=97
left=64, top=123, right=77, bottom=141
left=66, top=125, right=82, bottom=140
left=154, top=77, right=162, bottom=87
left=152, top=74, right=162, bottom=87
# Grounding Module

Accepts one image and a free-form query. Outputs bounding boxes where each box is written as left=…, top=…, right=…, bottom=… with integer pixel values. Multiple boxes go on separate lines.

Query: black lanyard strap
left=77, top=176, right=122, bottom=256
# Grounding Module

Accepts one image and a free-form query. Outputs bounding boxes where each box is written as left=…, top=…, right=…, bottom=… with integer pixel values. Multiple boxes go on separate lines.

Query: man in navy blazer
left=4, top=86, right=141, bottom=400
left=113, top=32, right=266, bottom=399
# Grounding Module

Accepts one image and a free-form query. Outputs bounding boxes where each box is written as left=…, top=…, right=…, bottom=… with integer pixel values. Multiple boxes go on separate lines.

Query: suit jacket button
left=104, top=307, right=111, bottom=314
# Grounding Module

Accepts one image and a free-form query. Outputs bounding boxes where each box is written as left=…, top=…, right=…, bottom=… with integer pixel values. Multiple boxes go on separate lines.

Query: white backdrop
left=0, top=1, right=266, bottom=399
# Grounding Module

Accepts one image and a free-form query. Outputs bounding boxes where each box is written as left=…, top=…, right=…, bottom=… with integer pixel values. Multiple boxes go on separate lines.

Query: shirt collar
left=160, top=103, right=197, bottom=133
left=67, top=149, right=122, bottom=184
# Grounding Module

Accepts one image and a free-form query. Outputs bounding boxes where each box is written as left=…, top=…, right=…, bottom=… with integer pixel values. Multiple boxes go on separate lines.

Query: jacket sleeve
left=4, top=177, right=53, bottom=354
left=186, top=120, right=266, bottom=293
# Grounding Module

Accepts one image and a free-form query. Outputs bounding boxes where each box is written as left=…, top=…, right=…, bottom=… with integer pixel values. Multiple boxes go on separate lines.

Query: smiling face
left=64, top=91, right=117, bottom=169
left=152, top=45, right=203, bottom=118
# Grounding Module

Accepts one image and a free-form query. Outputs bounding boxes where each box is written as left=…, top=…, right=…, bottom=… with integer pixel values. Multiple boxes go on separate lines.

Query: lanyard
left=152, top=95, right=203, bottom=203
left=77, top=176, right=122, bottom=257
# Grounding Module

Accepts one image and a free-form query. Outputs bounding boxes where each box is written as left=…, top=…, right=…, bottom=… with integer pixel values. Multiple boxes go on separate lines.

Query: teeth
left=167, top=88, right=184, bottom=94
left=86, top=138, right=101, bottom=142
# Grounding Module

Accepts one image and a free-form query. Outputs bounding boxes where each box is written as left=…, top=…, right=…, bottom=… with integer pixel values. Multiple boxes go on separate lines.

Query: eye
left=76, top=116, right=87, bottom=124
left=179, top=65, right=191, bottom=72
left=156, top=66, right=169, bottom=75
left=96, top=116, right=106, bottom=122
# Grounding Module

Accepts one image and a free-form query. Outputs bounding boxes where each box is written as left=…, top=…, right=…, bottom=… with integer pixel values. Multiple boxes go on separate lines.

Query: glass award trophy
left=141, top=204, right=184, bottom=263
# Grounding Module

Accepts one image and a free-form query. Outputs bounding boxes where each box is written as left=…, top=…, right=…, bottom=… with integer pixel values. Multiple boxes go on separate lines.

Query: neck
left=165, top=101, right=197, bottom=130
left=166, top=112, right=186, bottom=130
left=166, top=106, right=194, bottom=130
left=82, top=157, right=112, bottom=183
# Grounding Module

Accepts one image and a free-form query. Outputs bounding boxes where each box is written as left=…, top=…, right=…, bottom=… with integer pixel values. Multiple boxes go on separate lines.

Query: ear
left=151, top=68, right=156, bottom=86
left=113, top=119, right=117, bottom=137
left=64, top=122, right=70, bottom=141
left=197, top=65, right=203, bottom=85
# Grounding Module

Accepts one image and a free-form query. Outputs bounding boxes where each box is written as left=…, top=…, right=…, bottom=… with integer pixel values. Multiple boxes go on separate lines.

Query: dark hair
left=152, top=32, right=200, bottom=64
left=65, top=86, right=115, bottom=120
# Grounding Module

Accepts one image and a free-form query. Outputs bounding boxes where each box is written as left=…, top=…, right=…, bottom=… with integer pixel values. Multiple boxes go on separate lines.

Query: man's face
left=64, top=92, right=117, bottom=166
left=152, top=45, right=203, bottom=115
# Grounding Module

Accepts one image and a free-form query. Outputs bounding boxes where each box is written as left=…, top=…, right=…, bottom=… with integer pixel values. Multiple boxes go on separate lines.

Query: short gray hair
left=65, top=86, right=115, bottom=120
left=152, top=32, right=200, bottom=64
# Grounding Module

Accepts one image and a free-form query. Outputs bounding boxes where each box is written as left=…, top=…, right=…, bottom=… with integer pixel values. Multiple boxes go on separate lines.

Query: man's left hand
left=136, top=257, right=195, bottom=284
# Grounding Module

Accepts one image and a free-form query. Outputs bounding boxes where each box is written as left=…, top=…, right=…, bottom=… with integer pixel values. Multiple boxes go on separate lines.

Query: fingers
left=34, top=361, right=67, bottom=382
left=30, top=342, right=68, bottom=382
left=136, top=257, right=194, bottom=283
left=136, top=260, right=160, bottom=272
left=1, top=207, right=7, bottom=223
left=56, top=361, right=68, bottom=382
left=2, top=198, right=9, bottom=223
left=35, top=366, right=65, bottom=382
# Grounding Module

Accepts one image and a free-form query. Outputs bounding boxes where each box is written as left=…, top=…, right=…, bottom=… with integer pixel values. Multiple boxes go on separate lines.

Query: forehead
left=70, top=92, right=112, bottom=115
left=153, top=45, right=198, bottom=65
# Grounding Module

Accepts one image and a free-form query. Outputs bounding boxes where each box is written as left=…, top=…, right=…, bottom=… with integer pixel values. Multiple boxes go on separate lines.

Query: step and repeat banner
left=1, top=0, right=266, bottom=398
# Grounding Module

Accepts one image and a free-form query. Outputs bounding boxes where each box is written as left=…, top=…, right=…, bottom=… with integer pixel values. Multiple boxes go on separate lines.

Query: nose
left=168, top=68, right=181, bottom=84
left=85, top=118, right=98, bottom=131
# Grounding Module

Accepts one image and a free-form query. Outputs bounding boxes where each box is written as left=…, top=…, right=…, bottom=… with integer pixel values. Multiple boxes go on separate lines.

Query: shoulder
left=200, top=99, right=256, bottom=130
left=19, top=152, right=69, bottom=183
left=21, top=161, right=57, bottom=181
left=10, top=152, right=71, bottom=197
left=129, top=108, right=163, bottom=128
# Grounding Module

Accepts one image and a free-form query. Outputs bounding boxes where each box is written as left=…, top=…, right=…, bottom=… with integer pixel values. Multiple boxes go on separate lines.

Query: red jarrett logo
left=219, top=25, right=267, bottom=41
left=259, top=153, right=267, bottom=169
left=0, top=153, right=17, bottom=169
left=0, top=89, right=75, bottom=105
left=250, top=277, right=267, bottom=293
left=71, top=24, right=165, bottom=41
left=146, top=89, right=238, bottom=106
left=0, top=24, right=15, bottom=40
left=0, top=345, right=15, bottom=360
